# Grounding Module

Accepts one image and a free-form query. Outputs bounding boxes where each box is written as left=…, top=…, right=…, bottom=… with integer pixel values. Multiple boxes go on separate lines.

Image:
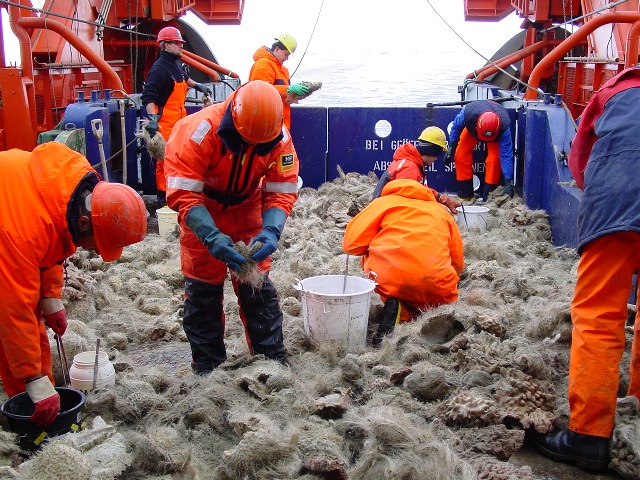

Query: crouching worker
left=164, top=80, right=299, bottom=374
left=0, top=142, right=147, bottom=426
left=371, top=126, right=461, bottom=214
left=342, top=179, right=464, bottom=346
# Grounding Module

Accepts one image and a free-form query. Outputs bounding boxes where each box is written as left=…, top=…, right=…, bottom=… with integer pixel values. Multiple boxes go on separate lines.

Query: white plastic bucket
left=456, top=205, right=490, bottom=232
left=156, top=206, right=178, bottom=238
left=69, top=351, right=116, bottom=391
left=295, top=275, right=376, bottom=351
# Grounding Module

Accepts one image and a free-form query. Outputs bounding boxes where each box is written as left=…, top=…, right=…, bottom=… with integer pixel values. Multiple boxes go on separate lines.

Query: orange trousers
left=569, top=231, right=640, bottom=437
left=455, top=129, right=502, bottom=184
left=0, top=319, right=54, bottom=397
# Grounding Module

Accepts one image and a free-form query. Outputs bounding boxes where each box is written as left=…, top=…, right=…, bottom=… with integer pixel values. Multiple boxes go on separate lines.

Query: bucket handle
left=458, top=205, right=489, bottom=230
left=294, top=278, right=304, bottom=292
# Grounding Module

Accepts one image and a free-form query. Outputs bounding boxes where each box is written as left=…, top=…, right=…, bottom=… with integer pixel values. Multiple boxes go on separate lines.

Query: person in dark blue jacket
left=535, top=66, right=640, bottom=473
left=141, top=26, right=212, bottom=206
left=444, top=100, right=514, bottom=201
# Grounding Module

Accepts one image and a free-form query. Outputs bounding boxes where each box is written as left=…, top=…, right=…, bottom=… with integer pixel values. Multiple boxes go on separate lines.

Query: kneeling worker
left=343, top=179, right=464, bottom=346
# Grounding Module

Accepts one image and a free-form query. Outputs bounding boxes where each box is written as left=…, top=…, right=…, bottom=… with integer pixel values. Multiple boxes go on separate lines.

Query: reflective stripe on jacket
left=0, top=143, right=97, bottom=382
left=164, top=94, right=299, bottom=225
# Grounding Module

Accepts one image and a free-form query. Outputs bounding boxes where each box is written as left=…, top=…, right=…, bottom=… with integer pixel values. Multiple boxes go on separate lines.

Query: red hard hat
left=476, top=111, right=501, bottom=142
left=231, top=80, right=284, bottom=144
left=90, top=182, right=148, bottom=262
left=157, top=27, right=185, bottom=44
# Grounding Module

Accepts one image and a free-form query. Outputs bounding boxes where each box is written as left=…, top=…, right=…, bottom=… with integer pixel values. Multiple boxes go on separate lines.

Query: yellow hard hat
left=274, top=33, right=297, bottom=54
left=418, top=126, right=447, bottom=149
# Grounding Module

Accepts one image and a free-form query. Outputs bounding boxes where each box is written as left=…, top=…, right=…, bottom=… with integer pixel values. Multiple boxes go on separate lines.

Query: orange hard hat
left=231, top=80, right=284, bottom=144
left=157, top=26, right=185, bottom=44
left=90, top=182, right=148, bottom=262
left=476, top=111, right=501, bottom=142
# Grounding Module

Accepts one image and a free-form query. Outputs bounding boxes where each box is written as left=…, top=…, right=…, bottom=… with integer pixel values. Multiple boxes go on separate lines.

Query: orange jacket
left=0, top=143, right=98, bottom=381
left=388, top=143, right=425, bottom=182
left=248, top=46, right=292, bottom=130
left=164, top=93, right=299, bottom=224
left=343, top=179, right=464, bottom=309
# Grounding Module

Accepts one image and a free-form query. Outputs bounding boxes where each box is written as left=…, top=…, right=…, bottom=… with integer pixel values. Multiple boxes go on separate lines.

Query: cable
left=0, top=0, right=156, bottom=39
left=290, top=0, right=325, bottom=78
left=424, top=0, right=544, bottom=97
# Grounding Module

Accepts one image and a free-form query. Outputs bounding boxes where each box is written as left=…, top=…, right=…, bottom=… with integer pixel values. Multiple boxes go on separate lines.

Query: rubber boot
left=457, top=179, right=475, bottom=201
left=156, top=190, right=167, bottom=207
left=372, top=298, right=400, bottom=347
left=534, top=429, right=609, bottom=472
left=183, top=278, right=226, bottom=374
left=480, top=182, right=499, bottom=202
left=235, top=277, right=286, bottom=362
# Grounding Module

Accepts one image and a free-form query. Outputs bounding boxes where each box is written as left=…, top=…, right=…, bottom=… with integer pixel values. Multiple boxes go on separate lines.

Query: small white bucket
left=69, top=351, right=116, bottom=392
left=456, top=205, right=490, bottom=232
left=295, top=275, right=376, bottom=351
left=156, top=206, right=178, bottom=238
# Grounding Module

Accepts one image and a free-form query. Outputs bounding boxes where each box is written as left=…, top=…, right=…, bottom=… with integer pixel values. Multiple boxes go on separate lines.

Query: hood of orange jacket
left=380, top=177, right=434, bottom=200
left=0, top=142, right=99, bottom=385
left=392, top=143, right=424, bottom=168
left=0, top=143, right=99, bottom=268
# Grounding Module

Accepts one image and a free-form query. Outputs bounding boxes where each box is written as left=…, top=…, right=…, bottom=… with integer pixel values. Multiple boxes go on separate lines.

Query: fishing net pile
left=1, top=171, right=639, bottom=480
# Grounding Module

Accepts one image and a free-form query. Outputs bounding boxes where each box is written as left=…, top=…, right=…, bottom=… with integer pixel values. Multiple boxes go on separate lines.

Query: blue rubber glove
left=443, top=140, right=458, bottom=167
left=250, top=208, right=288, bottom=263
left=503, top=178, right=514, bottom=198
left=286, top=83, right=309, bottom=96
left=193, top=82, right=213, bottom=97
left=186, top=206, right=246, bottom=272
left=145, top=114, right=160, bottom=138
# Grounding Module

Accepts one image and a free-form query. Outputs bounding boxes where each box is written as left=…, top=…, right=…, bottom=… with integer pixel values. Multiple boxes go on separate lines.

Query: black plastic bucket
left=0, top=387, right=86, bottom=450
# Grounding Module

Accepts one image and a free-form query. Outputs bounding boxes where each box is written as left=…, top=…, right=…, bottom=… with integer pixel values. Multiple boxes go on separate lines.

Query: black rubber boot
left=183, top=278, right=227, bottom=374
left=236, top=277, right=286, bottom=362
left=534, top=429, right=609, bottom=472
left=372, top=298, right=400, bottom=347
left=457, top=179, right=475, bottom=200
left=481, top=182, right=498, bottom=202
left=156, top=190, right=167, bottom=207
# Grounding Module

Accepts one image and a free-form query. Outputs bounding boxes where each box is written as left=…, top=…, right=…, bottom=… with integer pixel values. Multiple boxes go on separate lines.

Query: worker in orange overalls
left=142, top=26, right=213, bottom=206
left=371, top=126, right=462, bottom=214
left=342, top=179, right=464, bottom=346
left=535, top=66, right=640, bottom=473
left=444, top=100, right=515, bottom=202
left=249, top=33, right=309, bottom=131
left=0, top=142, right=147, bottom=426
left=164, top=80, right=299, bottom=374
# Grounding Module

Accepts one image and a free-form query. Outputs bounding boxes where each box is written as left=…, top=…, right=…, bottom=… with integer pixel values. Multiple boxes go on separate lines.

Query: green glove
left=250, top=208, right=287, bottom=263
left=193, top=82, right=213, bottom=97
left=503, top=178, right=514, bottom=198
left=286, top=83, right=309, bottom=96
left=186, top=206, right=246, bottom=272
left=145, top=114, right=160, bottom=138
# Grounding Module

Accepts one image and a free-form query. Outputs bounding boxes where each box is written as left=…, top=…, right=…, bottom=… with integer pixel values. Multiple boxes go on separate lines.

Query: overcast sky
left=184, top=0, right=523, bottom=83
